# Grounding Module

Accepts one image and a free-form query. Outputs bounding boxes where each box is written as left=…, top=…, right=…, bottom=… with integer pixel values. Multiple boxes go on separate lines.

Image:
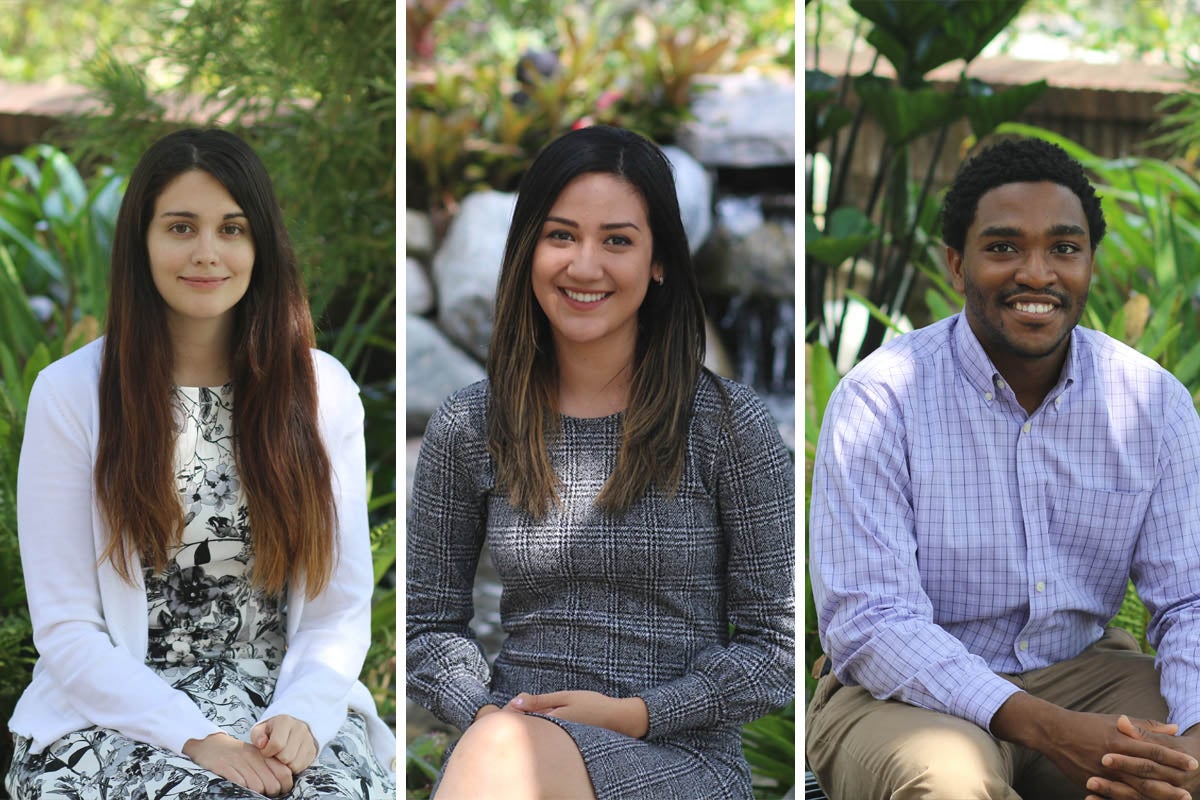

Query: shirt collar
left=951, top=311, right=1079, bottom=407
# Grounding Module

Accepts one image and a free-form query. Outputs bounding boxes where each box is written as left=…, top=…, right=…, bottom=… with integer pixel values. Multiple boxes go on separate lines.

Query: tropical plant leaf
left=854, top=75, right=966, bottom=146
left=965, top=78, right=1048, bottom=140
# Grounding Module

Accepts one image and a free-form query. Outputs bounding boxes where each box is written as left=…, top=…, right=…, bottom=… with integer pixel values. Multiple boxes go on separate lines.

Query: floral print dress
left=7, top=385, right=395, bottom=800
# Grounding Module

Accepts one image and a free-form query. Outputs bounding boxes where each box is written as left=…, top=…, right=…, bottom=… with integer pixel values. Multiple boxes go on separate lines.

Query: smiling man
left=807, top=138, right=1200, bottom=800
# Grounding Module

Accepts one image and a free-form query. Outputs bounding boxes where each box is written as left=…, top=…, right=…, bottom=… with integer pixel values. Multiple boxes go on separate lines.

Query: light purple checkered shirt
left=810, top=312, right=1200, bottom=733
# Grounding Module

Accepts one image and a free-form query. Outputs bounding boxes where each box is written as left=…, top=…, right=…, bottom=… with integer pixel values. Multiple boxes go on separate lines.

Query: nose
left=191, top=231, right=219, bottom=266
left=1015, top=249, right=1055, bottom=288
left=565, top=242, right=603, bottom=281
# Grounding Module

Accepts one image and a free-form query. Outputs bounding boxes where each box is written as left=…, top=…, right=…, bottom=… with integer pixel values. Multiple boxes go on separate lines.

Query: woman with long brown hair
left=407, top=125, right=795, bottom=799
left=6, top=128, right=394, bottom=798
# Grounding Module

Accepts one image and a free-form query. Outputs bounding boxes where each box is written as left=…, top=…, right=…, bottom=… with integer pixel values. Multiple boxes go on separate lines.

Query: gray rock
left=405, top=208, right=434, bottom=258
left=697, top=214, right=795, bottom=298
left=405, top=314, right=486, bottom=434
left=703, top=316, right=734, bottom=380
left=432, top=190, right=516, bottom=360
left=678, top=73, right=795, bottom=168
left=663, top=145, right=712, bottom=255
left=406, top=257, right=434, bottom=316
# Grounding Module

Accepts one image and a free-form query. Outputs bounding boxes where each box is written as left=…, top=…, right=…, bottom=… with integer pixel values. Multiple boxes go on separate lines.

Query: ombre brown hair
left=95, top=128, right=336, bottom=598
left=488, top=125, right=708, bottom=516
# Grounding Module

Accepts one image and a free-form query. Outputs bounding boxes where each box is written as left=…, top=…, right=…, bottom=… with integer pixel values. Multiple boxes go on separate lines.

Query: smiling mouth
left=561, top=288, right=610, bottom=303
left=1010, top=301, right=1057, bottom=314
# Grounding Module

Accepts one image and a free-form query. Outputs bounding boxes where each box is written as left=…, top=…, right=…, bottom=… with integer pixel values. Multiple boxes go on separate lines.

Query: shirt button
left=1022, top=422, right=1031, bottom=433
left=997, top=379, right=1007, bottom=390
left=1054, top=396, right=1063, bottom=408
left=985, top=392, right=994, bottom=401
left=1036, top=581, right=1046, bottom=592
left=1019, top=640, right=1029, bottom=651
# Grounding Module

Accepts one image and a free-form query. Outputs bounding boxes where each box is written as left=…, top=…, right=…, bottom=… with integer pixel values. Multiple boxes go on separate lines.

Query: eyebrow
left=544, top=215, right=641, bottom=231
left=159, top=210, right=247, bottom=219
left=979, top=223, right=1086, bottom=238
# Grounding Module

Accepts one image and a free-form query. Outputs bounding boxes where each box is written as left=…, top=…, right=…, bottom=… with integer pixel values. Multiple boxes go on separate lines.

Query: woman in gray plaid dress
left=407, top=125, right=794, bottom=799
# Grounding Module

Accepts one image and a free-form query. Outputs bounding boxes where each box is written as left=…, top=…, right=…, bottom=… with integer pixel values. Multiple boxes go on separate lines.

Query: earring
left=653, top=275, right=664, bottom=285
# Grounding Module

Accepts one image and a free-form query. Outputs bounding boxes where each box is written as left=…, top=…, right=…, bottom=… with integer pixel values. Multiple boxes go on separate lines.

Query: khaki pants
left=806, top=627, right=1169, bottom=800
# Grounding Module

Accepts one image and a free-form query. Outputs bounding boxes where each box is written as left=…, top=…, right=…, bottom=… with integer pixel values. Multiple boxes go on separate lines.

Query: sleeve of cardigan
left=261, top=354, right=374, bottom=752
left=17, top=367, right=222, bottom=756
left=638, top=383, right=796, bottom=739
left=405, top=389, right=494, bottom=732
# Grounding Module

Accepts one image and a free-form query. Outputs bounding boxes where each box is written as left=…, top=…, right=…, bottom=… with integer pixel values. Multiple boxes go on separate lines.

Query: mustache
left=999, top=288, right=1071, bottom=307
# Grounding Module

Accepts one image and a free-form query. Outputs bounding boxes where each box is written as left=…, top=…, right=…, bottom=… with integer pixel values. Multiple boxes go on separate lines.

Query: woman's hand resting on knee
left=183, top=731, right=294, bottom=796
left=251, top=714, right=319, bottom=774
left=504, top=690, right=649, bottom=738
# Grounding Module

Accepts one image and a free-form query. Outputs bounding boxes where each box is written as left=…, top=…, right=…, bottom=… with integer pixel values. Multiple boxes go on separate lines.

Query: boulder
left=405, top=208, right=435, bottom=259
left=678, top=72, right=795, bottom=168
left=405, top=314, right=486, bottom=434
left=662, top=145, right=712, bottom=255
left=406, top=257, right=435, bottom=316
left=432, top=190, right=516, bottom=360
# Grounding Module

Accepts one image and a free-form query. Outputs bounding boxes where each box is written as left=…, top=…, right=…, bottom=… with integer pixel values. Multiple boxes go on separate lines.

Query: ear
left=651, top=262, right=664, bottom=284
left=946, top=246, right=965, bottom=293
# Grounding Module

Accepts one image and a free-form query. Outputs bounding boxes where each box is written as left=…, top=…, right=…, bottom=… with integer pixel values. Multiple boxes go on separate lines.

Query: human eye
left=1051, top=242, right=1081, bottom=255
left=605, top=234, right=633, bottom=246
left=545, top=228, right=574, bottom=242
left=219, top=222, right=246, bottom=236
left=984, top=241, right=1016, bottom=254
left=166, top=221, right=193, bottom=235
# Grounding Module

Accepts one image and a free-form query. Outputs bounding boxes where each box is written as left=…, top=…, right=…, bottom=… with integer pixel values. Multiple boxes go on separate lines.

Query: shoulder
left=424, top=379, right=491, bottom=446
left=843, top=317, right=954, bottom=387
left=32, top=337, right=104, bottom=396
left=1074, top=326, right=1192, bottom=408
left=692, top=370, right=769, bottom=420
left=691, top=371, right=788, bottom=454
left=311, top=349, right=358, bottom=397
left=25, top=338, right=104, bottom=429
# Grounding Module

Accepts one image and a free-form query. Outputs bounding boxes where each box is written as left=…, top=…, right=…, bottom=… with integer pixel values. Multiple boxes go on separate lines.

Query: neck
left=553, top=332, right=637, bottom=418
left=991, top=347, right=1068, bottom=416
left=168, top=314, right=234, bottom=387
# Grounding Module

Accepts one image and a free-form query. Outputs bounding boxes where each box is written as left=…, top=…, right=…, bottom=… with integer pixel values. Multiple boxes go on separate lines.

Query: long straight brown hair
left=487, top=125, right=707, bottom=517
left=95, top=128, right=336, bottom=598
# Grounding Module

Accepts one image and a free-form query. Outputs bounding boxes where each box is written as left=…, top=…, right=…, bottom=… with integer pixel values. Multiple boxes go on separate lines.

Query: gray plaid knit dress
left=406, top=372, right=794, bottom=799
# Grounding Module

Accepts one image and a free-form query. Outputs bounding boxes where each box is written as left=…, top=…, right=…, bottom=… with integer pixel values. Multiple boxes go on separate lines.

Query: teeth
left=563, top=289, right=607, bottom=303
left=1013, top=302, right=1054, bottom=313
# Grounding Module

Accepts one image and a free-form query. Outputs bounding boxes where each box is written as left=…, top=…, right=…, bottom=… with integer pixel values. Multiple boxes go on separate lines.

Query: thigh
left=1015, top=627, right=1167, bottom=800
left=7, top=729, right=260, bottom=800
left=289, top=712, right=396, bottom=799
left=1026, top=627, right=1167, bottom=720
left=807, top=675, right=1021, bottom=800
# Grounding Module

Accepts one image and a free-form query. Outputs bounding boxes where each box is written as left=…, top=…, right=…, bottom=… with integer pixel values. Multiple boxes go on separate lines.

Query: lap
left=6, top=712, right=394, bottom=800
left=807, top=627, right=1165, bottom=800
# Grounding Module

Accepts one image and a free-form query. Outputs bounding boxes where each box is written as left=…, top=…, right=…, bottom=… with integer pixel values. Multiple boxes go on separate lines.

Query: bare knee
left=437, top=712, right=593, bottom=800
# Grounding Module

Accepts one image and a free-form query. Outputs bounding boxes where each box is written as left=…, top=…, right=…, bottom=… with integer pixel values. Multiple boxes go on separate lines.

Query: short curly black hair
left=940, top=138, right=1106, bottom=252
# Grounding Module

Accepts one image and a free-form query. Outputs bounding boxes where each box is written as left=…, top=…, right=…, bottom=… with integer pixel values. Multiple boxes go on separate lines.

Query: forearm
left=989, top=690, right=1065, bottom=752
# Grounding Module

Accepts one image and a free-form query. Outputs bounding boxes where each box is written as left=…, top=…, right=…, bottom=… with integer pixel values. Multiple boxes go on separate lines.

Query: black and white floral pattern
left=7, top=385, right=394, bottom=799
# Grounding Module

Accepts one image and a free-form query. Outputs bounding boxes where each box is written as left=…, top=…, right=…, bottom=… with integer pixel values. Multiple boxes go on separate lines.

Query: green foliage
left=405, top=731, right=451, bottom=800
left=803, top=342, right=840, bottom=697
left=742, top=701, right=795, bottom=799
left=0, top=0, right=162, bottom=82
left=806, top=0, right=1043, bottom=368
left=407, top=0, right=793, bottom=217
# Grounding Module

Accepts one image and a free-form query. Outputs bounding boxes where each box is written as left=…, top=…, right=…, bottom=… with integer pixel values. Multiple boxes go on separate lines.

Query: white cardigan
left=9, top=338, right=395, bottom=771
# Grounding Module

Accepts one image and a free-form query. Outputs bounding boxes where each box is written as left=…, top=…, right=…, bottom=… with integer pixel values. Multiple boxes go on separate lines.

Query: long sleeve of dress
left=17, top=368, right=222, bottom=756
left=638, top=384, right=796, bottom=739
left=406, top=389, right=494, bottom=732
left=262, top=354, right=375, bottom=753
